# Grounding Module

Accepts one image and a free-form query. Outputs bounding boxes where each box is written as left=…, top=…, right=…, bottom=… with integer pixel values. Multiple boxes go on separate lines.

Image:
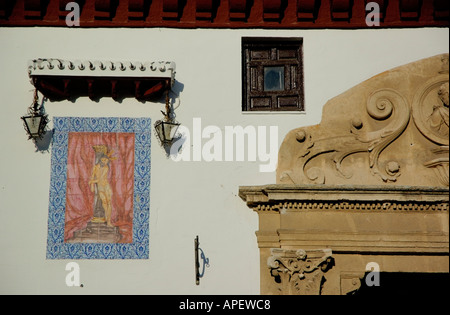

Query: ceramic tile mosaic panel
left=46, top=117, right=151, bottom=259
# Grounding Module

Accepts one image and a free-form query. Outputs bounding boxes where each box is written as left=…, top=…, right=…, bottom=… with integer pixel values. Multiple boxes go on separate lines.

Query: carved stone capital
left=267, top=248, right=333, bottom=295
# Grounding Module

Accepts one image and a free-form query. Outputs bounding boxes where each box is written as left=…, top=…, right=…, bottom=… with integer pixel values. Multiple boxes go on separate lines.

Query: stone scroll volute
left=278, top=54, right=449, bottom=187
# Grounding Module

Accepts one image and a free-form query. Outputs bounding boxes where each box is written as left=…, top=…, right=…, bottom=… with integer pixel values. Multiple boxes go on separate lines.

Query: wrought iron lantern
left=21, top=89, right=49, bottom=140
left=154, top=119, right=181, bottom=144
left=154, top=90, right=180, bottom=144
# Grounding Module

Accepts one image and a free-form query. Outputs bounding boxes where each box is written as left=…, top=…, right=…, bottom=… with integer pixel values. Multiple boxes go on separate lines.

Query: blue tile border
left=46, top=117, right=151, bottom=259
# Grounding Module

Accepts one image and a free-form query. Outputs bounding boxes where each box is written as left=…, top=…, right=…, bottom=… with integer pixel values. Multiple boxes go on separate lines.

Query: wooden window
left=242, top=37, right=304, bottom=112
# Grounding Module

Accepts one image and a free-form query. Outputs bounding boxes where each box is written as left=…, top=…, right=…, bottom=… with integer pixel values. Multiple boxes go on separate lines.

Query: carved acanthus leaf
left=268, top=248, right=333, bottom=295
left=285, top=88, right=409, bottom=184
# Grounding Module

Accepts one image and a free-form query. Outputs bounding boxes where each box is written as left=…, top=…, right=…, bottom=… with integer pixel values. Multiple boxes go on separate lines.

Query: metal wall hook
left=195, top=235, right=209, bottom=285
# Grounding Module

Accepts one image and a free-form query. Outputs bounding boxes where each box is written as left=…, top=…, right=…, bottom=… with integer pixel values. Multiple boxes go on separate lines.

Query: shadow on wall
left=34, top=129, right=53, bottom=153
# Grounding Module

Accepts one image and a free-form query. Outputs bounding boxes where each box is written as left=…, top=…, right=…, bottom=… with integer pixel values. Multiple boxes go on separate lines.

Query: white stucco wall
left=0, top=26, right=448, bottom=294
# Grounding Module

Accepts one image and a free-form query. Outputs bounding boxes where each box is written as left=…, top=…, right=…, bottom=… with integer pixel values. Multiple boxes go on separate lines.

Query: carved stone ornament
left=278, top=54, right=449, bottom=187
left=240, top=54, right=449, bottom=296
left=267, top=248, right=333, bottom=295
left=340, top=272, right=365, bottom=295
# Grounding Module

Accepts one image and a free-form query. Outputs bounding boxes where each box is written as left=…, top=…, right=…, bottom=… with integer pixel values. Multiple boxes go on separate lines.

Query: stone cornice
left=239, top=184, right=450, bottom=207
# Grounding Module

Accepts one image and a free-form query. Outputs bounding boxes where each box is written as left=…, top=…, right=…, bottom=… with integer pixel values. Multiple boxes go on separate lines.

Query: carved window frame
left=242, top=37, right=305, bottom=112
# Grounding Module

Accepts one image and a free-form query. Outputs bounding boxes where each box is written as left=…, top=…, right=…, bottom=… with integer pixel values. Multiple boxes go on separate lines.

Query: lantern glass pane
left=155, top=121, right=164, bottom=142
left=24, top=116, right=42, bottom=137
left=164, top=122, right=180, bottom=142
left=155, top=120, right=180, bottom=143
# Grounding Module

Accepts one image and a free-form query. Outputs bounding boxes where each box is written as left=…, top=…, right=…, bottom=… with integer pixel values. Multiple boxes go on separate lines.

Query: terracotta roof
left=1, top=0, right=448, bottom=28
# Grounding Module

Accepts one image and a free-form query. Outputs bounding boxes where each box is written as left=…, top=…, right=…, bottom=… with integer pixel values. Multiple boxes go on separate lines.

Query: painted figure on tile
left=89, top=145, right=116, bottom=227
left=64, top=131, right=135, bottom=244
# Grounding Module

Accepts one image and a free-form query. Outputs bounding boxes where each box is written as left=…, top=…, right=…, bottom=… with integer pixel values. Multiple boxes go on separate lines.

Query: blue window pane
left=264, top=66, right=285, bottom=91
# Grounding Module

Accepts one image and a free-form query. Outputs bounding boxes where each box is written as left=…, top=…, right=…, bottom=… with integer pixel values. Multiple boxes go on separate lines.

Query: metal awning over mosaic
left=28, top=58, right=176, bottom=102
